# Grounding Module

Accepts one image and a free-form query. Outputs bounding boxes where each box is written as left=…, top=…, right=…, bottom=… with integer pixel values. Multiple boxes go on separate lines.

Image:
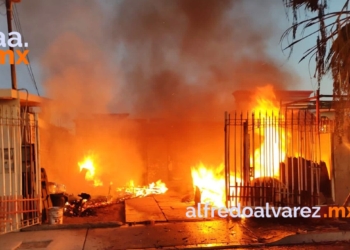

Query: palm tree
left=282, top=0, right=350, bottom=136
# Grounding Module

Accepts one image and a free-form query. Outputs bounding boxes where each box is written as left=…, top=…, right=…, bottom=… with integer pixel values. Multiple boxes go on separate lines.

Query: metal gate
left=224, top=109, right=332, bottom=208
left=0, top=105, right=41, bottom=234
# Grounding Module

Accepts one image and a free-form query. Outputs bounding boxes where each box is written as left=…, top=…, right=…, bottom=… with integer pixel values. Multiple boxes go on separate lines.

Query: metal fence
left=224, top=110, right=331, bottom=208
left=0, top=105, right=40, bottom=234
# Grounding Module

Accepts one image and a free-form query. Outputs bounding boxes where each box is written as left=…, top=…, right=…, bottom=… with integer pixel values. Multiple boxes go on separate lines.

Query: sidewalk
left=1, top=219, right=350, bottom=250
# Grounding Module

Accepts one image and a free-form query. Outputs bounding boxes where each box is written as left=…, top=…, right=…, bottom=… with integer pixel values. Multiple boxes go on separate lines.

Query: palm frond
left=282, top=0, right=350, bottom=136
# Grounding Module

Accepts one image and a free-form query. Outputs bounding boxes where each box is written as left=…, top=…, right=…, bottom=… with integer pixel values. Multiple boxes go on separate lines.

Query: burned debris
left=64, top=193, right=96, bottom=217
left=63, top=182, right=168, bottom=218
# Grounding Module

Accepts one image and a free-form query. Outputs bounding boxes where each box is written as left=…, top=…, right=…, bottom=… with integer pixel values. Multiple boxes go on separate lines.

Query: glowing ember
left=78, top=155, right=103, bottom=187
left=250, top=85, right=287, bottom=179
left=121, top=179, right=168, bottom=197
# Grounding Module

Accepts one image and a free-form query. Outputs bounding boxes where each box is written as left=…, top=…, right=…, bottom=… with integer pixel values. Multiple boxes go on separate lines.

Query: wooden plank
left=125, top=196, right=167, bottom=223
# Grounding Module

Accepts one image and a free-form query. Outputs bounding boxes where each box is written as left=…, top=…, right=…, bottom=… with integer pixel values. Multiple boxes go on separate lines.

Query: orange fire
left=78, top=155, right=103, bottom=187
left=122, top=179, right=168, bottom=197
left=250, top=85, right=287, bottom=179
left=191, top=162, right=242, bottom=207
left=191, top=85, right=287, bottom=207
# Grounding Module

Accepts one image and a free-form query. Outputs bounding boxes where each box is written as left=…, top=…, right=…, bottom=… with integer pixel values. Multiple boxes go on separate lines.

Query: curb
left=267, top=230, right=350, bottom=246
left=18, top=225, right=350, bottom=248
left=20, top=221, right=124, bottom=232
left=131, top=231, right=350, bottom=249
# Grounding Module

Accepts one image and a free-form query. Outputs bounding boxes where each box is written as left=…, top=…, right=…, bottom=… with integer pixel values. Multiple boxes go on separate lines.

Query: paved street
left=5, top=191, right=350, bottom=249
left=1, top=219, right=350, bottom=250
left=1, top=221, right=251, bottom=250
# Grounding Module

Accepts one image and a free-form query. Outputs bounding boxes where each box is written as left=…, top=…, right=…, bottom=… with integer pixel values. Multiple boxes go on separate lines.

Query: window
left=0, top=148, right=14, bottom=173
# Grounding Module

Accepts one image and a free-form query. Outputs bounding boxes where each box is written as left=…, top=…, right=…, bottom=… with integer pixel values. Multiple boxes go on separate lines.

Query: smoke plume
left=110, top=0, right=299, bottom=120
left=16, top=0, right=300, bottom=194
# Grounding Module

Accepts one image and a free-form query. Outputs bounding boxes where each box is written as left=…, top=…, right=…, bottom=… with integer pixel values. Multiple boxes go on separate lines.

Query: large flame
left=191, top=163, right=226, bottom=207
left=250, top=85, right=287, bottom=179
left=191, top=162, right=242, bottom=207
left=78, top=155, right=103, bottom=187
left=190, top=85, right=287, bottom=207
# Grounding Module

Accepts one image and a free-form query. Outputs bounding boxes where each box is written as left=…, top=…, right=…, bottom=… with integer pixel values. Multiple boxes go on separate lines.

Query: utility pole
left=316, top=89, right=320, bottom=129
left=6, top=0, right=17, bottom=90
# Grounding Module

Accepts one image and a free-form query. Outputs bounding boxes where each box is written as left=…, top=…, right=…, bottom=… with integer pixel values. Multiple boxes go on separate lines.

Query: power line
left=12, top=4, right=40, bottom=96
left=13, top=4, right=39, bottom=95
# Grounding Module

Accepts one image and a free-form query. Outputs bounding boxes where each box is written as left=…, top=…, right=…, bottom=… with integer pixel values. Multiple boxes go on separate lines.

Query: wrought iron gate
left=0, top=106, right=40, bottom=234
left=224, top=110, right=332, bottom=208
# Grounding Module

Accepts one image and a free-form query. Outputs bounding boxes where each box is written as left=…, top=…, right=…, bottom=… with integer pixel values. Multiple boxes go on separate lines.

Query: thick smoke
left=17, top=1, right=144, bottom=193
left=110, top=0, right=299, bottom=120
left=17, top=0, right=300, bottom=120
left=16, top=0, right=301, bottom=194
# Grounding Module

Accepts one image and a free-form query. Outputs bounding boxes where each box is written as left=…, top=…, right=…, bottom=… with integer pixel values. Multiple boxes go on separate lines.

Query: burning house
left=3, top=4, right=350, bottom=248
left=51, top=85, right=338, bottom=213
left=0, top=82, right=344, bottom=233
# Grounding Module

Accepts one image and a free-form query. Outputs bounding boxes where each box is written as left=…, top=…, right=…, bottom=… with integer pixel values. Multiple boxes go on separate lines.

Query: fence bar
left=225, top=109, right=327, bottom=208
